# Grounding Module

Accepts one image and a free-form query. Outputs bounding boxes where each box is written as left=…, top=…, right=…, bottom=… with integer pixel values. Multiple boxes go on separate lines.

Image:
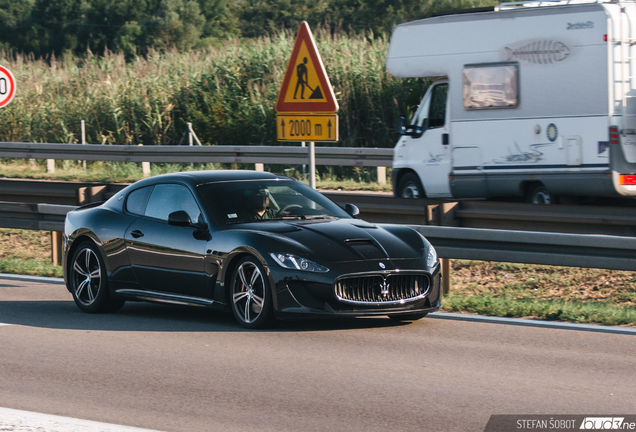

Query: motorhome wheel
left=397, top=173, right=424, bottom=198
left=528, top=185, right=553, bottom=205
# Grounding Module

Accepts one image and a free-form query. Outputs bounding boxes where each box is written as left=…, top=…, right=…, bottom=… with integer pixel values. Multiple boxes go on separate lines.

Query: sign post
left=275, top=22, right=339, bottom=188
left=0, top=65, right=16, bottom=108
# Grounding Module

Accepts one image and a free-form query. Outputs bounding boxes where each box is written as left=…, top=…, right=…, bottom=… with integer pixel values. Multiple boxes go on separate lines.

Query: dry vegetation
left=0, top=228, right=61, bottom=277
left=450, top=260, right=636, bottom=306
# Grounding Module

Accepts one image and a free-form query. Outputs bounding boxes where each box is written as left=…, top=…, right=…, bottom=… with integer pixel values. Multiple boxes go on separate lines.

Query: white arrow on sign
left=0, top=65, right=16, bottom=108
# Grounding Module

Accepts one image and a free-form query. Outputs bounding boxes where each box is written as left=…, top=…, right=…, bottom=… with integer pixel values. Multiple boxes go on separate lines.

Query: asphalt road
left=0, top=278, right=634, bottom=432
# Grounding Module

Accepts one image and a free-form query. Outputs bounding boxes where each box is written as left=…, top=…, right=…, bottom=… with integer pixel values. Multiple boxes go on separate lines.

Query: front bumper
left=271, top=260, right=442, bottom=319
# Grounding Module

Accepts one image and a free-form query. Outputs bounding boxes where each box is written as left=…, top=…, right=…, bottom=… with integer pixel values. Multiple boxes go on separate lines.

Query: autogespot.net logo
left=483, top=415, right=636, bottom=431
left=580, top=417, right=629, bottom=430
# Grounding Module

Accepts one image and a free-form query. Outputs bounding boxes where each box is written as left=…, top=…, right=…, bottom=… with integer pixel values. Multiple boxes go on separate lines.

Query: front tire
left=68, top=241, right=124, bottom=313
left=230, top=257, right=275, bottom=329
left=397, top=173, right=424, bottom=198
left=527, top=184, right=554, bottom=204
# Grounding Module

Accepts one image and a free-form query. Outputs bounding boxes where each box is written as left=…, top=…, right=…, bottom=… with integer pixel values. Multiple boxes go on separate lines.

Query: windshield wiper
left=271, top=215, right=305, bottom=221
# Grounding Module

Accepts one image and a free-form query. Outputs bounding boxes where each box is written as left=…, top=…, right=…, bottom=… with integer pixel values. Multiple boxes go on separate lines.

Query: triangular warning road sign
left=276, top=22, right=338, bottom=113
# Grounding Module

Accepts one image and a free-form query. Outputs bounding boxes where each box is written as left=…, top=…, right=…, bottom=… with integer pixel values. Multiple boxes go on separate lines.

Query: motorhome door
left=397, top=81, right=451, bottom=197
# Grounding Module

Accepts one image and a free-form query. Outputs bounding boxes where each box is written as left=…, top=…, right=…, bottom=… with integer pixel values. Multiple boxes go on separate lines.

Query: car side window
left=144, top=184, right=201, bottom=224
left=126, top=186, right=153, bottom=215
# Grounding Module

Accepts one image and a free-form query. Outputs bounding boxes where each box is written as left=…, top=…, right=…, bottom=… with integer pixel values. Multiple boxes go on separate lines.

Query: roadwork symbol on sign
left=0, top=65, right=16, bottom=108
left=276, top=22, right=338, bottom=113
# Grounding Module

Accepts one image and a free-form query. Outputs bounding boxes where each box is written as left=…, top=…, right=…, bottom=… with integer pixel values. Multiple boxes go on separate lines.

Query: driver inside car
left=241, top=189, right=280, bottom=220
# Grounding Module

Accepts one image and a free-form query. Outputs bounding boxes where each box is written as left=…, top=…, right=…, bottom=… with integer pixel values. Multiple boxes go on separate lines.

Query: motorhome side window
left=463, top=63, right=518, bottom=110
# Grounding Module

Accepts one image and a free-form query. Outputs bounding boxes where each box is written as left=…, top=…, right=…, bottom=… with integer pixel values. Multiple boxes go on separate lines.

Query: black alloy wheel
left=230, top=257, right=275, bottom=329
left=69, top=241, right=124, bottom=313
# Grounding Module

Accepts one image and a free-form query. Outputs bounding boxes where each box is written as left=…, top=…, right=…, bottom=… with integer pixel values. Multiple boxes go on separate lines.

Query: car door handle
left=130, top=230, right=144, bottom=238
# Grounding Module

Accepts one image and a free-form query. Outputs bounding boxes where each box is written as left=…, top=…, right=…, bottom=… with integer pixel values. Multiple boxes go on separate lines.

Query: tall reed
left=0, top=30, right=428, bottom=148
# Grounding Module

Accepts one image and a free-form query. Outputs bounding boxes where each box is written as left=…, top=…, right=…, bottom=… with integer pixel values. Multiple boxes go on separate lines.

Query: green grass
left=443, top=259, right=636, bottom=327
left=442, top=294, right=636, bottom=327
left=0, top=159, right=392, bottom=191
left=0, top=258, right=62, bottom=278
left=0, top=229, right=62, bottom=278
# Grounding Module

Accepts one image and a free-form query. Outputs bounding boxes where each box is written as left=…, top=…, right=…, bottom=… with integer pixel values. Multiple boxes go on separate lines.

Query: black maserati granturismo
left=63, top=170, right=441, bottom=328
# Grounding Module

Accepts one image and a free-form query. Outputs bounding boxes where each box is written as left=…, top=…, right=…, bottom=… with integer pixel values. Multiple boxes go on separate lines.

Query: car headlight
left=270, top=253, right=329, bottom=273
left=427, top=246, right=438, bottom=268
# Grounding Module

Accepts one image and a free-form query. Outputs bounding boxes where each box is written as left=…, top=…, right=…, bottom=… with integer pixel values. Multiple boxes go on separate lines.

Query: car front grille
left=335, top=273, right=429, bottom=304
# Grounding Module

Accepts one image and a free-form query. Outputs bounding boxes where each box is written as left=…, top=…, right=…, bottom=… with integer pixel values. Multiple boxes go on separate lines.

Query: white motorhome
left=387, top=0, right=636, bottom=203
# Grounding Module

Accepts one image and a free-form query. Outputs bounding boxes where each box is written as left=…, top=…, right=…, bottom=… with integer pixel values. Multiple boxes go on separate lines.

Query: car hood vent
left=344, top=238, right=374, bottom=245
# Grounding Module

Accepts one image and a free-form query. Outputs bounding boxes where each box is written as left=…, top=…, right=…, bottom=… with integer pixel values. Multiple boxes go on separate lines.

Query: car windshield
left=198, top=179, right=351, bottom=225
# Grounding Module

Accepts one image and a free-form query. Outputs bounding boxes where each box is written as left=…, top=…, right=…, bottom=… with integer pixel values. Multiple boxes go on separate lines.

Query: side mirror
left=168, top=210, right=192, bottom=227
left=396, top=116, right=407, bottom=135
left=344, top=203, right=360, bottom=218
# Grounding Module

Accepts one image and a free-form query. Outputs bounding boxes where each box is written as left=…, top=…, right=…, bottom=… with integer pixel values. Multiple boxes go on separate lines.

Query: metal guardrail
left=325, top=192, right=636, bottom=236
left=3, top=179, right=636, bottom=271
left=3, top=179, right=636, bottom=234
left=455, top=200, right=636, bottom=236
left=0, top=178, right=112, bottom=205
left=413, top=225, right=636, bottom=271
left=0, top=142, right=394, bottom=167
left=4, top=200, right=636, bottom=272
left=0, top=202, right=74, bottom=232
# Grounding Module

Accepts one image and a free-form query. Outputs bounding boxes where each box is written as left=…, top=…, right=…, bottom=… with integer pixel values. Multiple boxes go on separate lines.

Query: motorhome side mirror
left=396, top=116, right=407, bottom=135
left=344, top=203, right=360, bottom=218
left=168, top=210, right=192, bottom=227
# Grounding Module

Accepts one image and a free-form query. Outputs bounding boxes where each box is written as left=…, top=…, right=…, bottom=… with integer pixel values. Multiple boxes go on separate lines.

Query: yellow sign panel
left=277, top=114, right=339, bottom=142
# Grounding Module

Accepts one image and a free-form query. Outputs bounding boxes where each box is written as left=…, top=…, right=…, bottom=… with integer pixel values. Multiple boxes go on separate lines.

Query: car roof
left=131, top=170, right=290, bottom=188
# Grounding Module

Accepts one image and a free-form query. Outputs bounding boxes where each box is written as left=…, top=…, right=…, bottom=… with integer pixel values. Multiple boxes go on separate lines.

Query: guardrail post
left=377, top=167, right=386, bottom=186
left=441, top=258, right=450, bottom=295
left=138, top=144, right=150, bottom=177
left=51, top=231, right=63, bottom=266
left=442, top=202, right=458, bottom=226
left=47, top=159, right=55, bottom=173
left=255, top=163, right=264, bottom=171
left=77, top=186, right=106, bottom=204
left=439, top=203, right=454, bottom=294
left=427, top=204, right=440, bottom=225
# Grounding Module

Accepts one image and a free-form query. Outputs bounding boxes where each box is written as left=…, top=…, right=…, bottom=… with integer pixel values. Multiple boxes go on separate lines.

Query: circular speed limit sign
left=0, top=65, right=16, bottom=108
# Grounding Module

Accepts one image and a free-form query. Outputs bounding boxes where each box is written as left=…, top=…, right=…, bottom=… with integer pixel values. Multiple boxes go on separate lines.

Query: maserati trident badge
left=380, top=279, right=390, bottom=297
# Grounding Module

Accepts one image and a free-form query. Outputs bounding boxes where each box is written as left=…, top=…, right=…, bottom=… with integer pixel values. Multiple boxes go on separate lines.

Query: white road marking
left=430, top=312, right=636, bottom=335
left=0, top=273, right=65, bottom=284
left=0, top=407, right=165, bottom=432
